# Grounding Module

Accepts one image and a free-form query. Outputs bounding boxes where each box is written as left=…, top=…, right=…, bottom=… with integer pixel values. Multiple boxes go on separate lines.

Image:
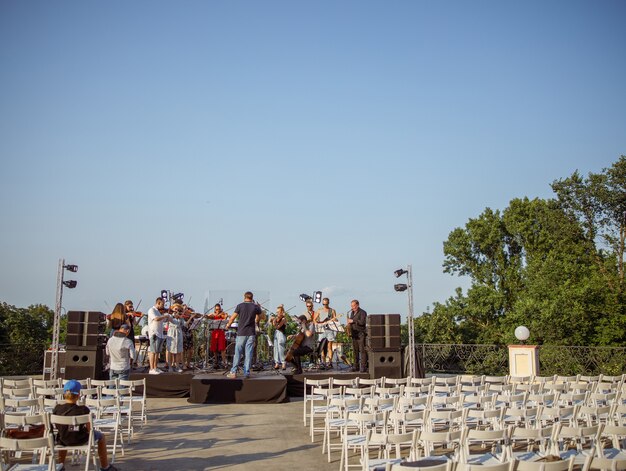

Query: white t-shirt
left=148, top=306, right=165, bottom=339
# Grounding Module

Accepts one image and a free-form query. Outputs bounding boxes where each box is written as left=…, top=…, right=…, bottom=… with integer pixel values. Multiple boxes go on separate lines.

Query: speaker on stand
left=367, top=314, right=403, bottom=379
left=64, top=311, right=108, bottom=380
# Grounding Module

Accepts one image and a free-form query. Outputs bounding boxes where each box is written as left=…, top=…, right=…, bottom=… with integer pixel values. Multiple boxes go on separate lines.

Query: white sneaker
left=149, top=369, right=161, bottom=375
left=176, top=368, right=184, bottom=373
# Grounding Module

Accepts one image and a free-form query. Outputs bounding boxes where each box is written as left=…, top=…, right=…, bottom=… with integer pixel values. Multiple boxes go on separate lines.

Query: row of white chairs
left=0, top=405, right=125, bottom=471
left=327, top=409, right=626, bottom=471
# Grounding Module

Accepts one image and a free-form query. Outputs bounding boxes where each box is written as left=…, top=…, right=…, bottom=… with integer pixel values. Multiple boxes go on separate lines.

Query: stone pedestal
left=508, top=345, right=539, bottom=377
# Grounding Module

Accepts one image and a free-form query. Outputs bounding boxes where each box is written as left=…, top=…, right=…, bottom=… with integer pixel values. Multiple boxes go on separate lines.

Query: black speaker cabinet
left=367, top=314, right=401, bottom=351
left=66, top=311, right=106, bottom=348
left=369, top=349, right=403, bottom=379
left=64, top=348, right=107, bottom=380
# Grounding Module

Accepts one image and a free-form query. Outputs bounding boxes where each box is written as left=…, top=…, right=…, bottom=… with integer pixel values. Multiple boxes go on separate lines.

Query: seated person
left=52, top=380, right=118, bottom=471
left=288, top=315, right=316, bottom=375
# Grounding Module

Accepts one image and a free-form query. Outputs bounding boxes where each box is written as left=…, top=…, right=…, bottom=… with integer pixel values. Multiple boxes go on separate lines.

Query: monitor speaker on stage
left=64, top=347, right=107, bottom=380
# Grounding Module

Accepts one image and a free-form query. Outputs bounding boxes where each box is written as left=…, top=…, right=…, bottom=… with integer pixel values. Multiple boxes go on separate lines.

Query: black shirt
left=234, top=301, right=262, bottom=336
left=350, top=308, right=367, bottom=338
left=52, top=402, right=90, bottom=446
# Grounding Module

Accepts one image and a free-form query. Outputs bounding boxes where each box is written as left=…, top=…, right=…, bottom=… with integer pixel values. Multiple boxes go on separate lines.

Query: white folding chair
left=0, top=435, right=58, bottom=471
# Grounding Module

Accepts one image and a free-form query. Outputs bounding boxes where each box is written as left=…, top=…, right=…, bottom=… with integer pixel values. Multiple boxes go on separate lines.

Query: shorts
left=149, top=336, right=165, bottom=353
left=93, top=430, right=103, bottom=442
left=322, top=329, right=337, bottom=342
left=210, top=329, right=226, bottom=352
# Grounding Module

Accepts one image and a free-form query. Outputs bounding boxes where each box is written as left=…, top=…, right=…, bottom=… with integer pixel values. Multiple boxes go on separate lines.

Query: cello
left=285, top=331, right=305, bottom=363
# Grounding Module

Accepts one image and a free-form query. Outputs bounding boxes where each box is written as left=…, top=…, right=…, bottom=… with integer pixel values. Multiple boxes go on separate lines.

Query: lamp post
left=50, top=259, right=78, bottom=380
left=394, top=265, right=415, bottom=377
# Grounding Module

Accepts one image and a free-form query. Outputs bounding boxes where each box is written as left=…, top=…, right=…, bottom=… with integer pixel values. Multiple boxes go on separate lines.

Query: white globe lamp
left=515, top=326, right=530, bottom=343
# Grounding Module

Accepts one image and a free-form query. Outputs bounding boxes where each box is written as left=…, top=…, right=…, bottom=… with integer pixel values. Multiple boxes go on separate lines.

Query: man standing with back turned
left=225, top=291, right=261, bottom=379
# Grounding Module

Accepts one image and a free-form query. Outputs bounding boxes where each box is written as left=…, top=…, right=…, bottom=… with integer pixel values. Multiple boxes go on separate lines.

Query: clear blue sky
left=1, top=1, right=624, bottom=320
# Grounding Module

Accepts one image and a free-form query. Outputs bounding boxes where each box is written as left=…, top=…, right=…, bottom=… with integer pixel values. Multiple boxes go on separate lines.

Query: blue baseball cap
left=63, top=379, right=82, bottom=395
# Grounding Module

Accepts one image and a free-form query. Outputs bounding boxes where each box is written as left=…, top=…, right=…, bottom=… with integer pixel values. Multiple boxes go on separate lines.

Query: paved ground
left=66, top=397, right=342, bottom=471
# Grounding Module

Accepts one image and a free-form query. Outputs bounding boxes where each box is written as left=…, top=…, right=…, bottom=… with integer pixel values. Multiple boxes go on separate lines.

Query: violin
left=128, top=311, right=144, bottom=318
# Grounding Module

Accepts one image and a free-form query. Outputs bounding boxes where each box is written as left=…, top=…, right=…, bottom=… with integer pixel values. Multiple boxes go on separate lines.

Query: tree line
left=416, top=156, right=625, bottom=347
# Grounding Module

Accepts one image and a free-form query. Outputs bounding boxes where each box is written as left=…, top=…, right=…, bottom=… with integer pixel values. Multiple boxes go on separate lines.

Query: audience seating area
left=304, top=374, right=626, bottom=471
left=0, top=377, right=147, bottom=470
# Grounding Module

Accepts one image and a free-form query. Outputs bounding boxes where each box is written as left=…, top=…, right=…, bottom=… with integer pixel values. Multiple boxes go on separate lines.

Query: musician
left=225, top=291, right=262, bottom=379
left=288, top=315, right=316, bottom=375
left=313, top=297, right=338, bottom=367
left=107, top=303, right=125, bottom=332
left=147, top=297, right=170, bottom=375
left=270, top=304, right=287, bottom=370
left=166, top=304, right=184, bottom=372
left=206, top=303, right=228, bottom=369
left=122, top=300, right=137, bottom=340
left=347, top=299, right=368, bottom=373
left=302, top=301, right=315, bottom=321
left=181, top=304, right=200, bottom=370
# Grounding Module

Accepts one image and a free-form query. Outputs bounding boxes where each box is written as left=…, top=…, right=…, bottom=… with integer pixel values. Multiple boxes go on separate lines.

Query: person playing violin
left=147, top=297, right=171, bottom=375
left=123, top=300, right=138, bottom=342
left=270, top=304, right=287, bottom=370
left=206, top=303, right=228, bottom=369
left=181, top=304, right=200, bottom=370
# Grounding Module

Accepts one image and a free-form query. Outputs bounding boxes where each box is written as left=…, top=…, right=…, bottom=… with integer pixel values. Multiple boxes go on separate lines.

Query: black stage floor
left=129, top=368, right=368, bottom=404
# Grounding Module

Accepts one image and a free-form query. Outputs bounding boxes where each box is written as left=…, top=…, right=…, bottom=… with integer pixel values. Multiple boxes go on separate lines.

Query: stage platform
left=129, top=368, right=368, bottom=404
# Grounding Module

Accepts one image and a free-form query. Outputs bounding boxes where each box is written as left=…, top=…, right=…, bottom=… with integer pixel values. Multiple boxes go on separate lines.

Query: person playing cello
left=287, top=315, right=315, bottom=375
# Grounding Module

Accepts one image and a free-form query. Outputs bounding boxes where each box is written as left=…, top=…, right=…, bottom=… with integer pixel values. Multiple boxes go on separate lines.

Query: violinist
left=123, top=300, right=137, bottom=343
left=147, top=297, right=171, bottom=375
left=108, top=303, right=126, bottom=332
left=181, top=304, right=201, bottom=370
left=270, top=304, right=287, bottom=370
left=206, top=303, right=228, bottom=369
left=166, top=304, right=184, bottom=373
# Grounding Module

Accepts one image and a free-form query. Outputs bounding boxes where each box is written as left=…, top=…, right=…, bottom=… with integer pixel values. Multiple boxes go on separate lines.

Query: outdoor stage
left=129, top=369, right=367, bottom=404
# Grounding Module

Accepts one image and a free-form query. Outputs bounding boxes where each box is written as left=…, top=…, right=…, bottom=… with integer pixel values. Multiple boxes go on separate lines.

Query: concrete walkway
left=88, top=397, right=342, bottom=471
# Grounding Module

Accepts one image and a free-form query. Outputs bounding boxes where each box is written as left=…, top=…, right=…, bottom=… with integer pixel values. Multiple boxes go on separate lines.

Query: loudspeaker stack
left=65, top=311, right=107, bottom=380
left=367, top=314, right=403, bottom=379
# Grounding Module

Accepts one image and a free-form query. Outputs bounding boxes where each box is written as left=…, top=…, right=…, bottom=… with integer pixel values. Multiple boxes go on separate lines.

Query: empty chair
left=386, top=458, right=451, bottom=471
left=303, top=377, right=332, bottom=426
left=460, top=428, right=510, bottom=465
left=462, top=408, right=502, bottom=431
left=551, top=423, right=602, bottom=463
left=417, top=429, right=463, bottom=459
left=118, top=378, right=148, bottom=427
left=598, top=425, right=626, bottom=459
left=508, top=425, right=554, bottom=461
left=398, top=396, right=430, bottom=412
left=514, top=455, right=575, bottom=471
left=501, top=407, right=540, bottom=429
left=577, top=405, right=612, bottom=427
left=425, top=409, right=463, bottom=432
left=459, top=375, right=484, bottom=387
left=310, top=387, right=343, bottom=441
left=323, top=397, right=362, bottom=461
left=539, top=405, right=577, bottom=427
left=340, top=411, right=388, bottom=471
left=582, top=452, right=626, bottom=471
left=0, top=435, right=58, bottom=471
left=452, top=461, right=515, bottom=471
left=362, top=429, right=419, bottom=471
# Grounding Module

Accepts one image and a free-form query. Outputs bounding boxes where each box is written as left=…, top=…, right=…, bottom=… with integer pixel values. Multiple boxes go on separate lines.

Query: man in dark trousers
left=347, top=299, right=368, bottom=372
left=225, top=291, right=262, bottom=379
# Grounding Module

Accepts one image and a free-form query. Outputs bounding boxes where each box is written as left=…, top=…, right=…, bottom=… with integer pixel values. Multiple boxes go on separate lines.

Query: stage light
left=160, top=290, right=169, bottom=300
left=299, top=293, right=312, bottom=302
left=394, top=268, right=408, bottom=278
left=313, top=291, right=322, bottom=303
left=63, top=280, right=77, bottom=289
left=172, top=292, right=184, bottom=301
left=64, top=264, right=78, bottom=272
left=394, top=283, right=407, bottom=292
